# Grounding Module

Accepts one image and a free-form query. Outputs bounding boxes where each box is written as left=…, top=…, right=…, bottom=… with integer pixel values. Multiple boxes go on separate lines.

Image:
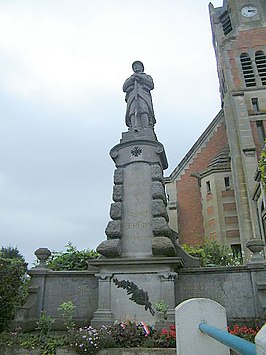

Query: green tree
left=0, top=246, right=25, bottom=261
left=0, top=246, right=28, bottom=331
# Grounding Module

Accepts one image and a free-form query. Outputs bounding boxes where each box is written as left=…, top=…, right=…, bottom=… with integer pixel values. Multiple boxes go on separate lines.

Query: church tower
left=165, top=0, right=266, bottom=257
left=209, top=0, right=266, bottom=253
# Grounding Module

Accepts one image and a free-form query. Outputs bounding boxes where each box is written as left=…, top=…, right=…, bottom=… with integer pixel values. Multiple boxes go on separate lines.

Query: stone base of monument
left=89, top=257, right=182, bottom=328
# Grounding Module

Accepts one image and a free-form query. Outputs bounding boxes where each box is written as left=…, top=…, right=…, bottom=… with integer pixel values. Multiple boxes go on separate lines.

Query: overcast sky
left=0, top=0, right=223, bottom=265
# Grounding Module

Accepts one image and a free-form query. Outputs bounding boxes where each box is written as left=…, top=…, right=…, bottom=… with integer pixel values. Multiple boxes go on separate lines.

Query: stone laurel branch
left=113, top=278, right=155, bottom=316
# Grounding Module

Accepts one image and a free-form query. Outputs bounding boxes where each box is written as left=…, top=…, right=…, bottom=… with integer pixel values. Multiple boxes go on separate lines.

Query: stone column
left=13, top=248, right=51, bottom=331
left=91, top=273, right=114, bottom=327
left=223, top=93, right=260, bottom=258
left=158, top=272, right=177, bottom=323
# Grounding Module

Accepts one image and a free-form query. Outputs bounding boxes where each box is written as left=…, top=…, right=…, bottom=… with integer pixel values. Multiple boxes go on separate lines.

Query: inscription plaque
left=122, top=162, right=153, bottom=257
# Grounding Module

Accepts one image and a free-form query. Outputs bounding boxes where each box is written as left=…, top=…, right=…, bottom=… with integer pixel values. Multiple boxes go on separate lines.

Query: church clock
left=241, top=5, right=258, bottom=18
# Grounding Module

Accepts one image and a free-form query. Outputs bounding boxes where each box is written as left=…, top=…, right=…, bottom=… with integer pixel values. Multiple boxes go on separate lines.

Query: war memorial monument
left=89, top=60, right=196, bottom=326
left=13, top=61, right=266, bottom=332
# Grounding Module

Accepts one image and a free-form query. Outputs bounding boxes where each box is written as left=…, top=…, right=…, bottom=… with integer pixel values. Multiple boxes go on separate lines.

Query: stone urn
left=34, top=247, right=51, bottom=268
left=246, top=239, right=265, bottom=265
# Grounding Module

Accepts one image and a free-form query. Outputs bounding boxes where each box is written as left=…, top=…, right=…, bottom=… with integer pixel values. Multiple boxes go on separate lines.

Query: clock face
left=241, top=5, right=258, bottom=17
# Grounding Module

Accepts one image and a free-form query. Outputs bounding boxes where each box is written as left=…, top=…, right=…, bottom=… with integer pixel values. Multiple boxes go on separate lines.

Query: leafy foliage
left=0, top=247, right=28, bottom=332
left=107, top=321, right=149, bottom=348
left=154, top=300, right=168, bottom=321
left=0, top=330, right=64, bottom=355
left=36, top=311, right=55, bottom=341
left=38, top=336, right=65, bottom=355
left=0, top=246, right=25, bottom=261
left=58, top=301, right=76, bottom=331
left=259, top=143, right=266, bottom=189
left=0, top=314, right=64, bottom=355
left=45, top=242, right=99, bottom=270
left=182, top=239, right=243, bottom=267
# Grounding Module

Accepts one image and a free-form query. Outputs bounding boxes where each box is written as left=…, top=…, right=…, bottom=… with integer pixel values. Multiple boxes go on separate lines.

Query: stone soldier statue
left=123, top=61, right=156, bottom=131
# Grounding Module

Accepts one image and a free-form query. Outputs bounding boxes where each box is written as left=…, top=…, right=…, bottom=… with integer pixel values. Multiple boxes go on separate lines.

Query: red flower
left=228, top=324, right=261, bottom=343
left=161, top=329, right=168, bottom=335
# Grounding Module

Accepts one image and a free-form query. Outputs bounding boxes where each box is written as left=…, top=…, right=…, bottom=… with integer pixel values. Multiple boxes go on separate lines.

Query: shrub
left=0, top=329, right=22, bottom=347
left=0, top=248, right=28, bottom=331
left=45, top=242, right=99, bottom=270
left=0, top=313, right=63, bottom=354
left=108, top=320, right=149, bottom=348
left=36, top=311, right=55, bottom=341
left=182, top=239, right=243, bottom=267
left=1, top=331, right=65, bottom=355
left=97, top=325, right=116, bottom=349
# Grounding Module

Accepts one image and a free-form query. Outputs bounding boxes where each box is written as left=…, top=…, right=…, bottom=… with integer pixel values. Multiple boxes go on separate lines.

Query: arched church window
left=240, top=53, right=256, bottom=87
left=255, top=50, right=266, bottom=86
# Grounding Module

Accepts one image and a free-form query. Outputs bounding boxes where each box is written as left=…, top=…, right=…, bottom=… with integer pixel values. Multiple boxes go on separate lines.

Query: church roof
left=197, top=144, right=231, bottom=178
left=166, top=109, right=225, bottom=182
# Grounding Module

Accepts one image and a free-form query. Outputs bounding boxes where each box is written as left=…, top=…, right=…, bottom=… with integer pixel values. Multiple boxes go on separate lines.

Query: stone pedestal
left=97, top=129, right=177, bottom=259
left=90, top=257, right=182, bottom=327
left=93, top=124, right=199, bottom=326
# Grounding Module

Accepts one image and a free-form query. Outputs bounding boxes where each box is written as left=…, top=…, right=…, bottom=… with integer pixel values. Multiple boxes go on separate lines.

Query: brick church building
left=165, top=0, right=266, bottom=257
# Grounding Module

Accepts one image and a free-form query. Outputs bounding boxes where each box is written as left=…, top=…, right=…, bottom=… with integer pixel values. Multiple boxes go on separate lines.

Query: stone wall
left=42, top=271, right=98, bottom=325
left=14, top=264, right=266, bottom=330
left=14, top=268, right=98, bottom=330
left=177, top=265, right=266, bottom=324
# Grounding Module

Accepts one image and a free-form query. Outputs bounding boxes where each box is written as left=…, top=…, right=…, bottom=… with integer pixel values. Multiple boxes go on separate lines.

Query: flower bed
left=0, top=321, right=176, bottom=355
left=0, top=347, right=176, bottom=355
left=228, top=324, right=260, bottom=343
left=1, top=320, right=261, bottom=354
left=67, top=322, right=176, bottom=353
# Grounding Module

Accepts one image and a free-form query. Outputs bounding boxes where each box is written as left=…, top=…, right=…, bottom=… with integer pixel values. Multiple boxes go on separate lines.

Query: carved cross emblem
left=131, top=146, right=142, bottom=157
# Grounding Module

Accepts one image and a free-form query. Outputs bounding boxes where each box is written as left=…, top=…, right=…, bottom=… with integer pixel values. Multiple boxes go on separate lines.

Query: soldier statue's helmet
left=132, top=61, right=144, bottom=72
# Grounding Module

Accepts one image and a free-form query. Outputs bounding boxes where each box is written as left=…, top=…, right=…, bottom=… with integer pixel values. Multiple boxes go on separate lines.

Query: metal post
left=199, top=322, right=257, bottom=355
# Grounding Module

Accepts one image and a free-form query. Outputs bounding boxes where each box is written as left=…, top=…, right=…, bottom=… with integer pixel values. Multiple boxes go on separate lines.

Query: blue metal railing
left=198, top=322, right=256, bottom=355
